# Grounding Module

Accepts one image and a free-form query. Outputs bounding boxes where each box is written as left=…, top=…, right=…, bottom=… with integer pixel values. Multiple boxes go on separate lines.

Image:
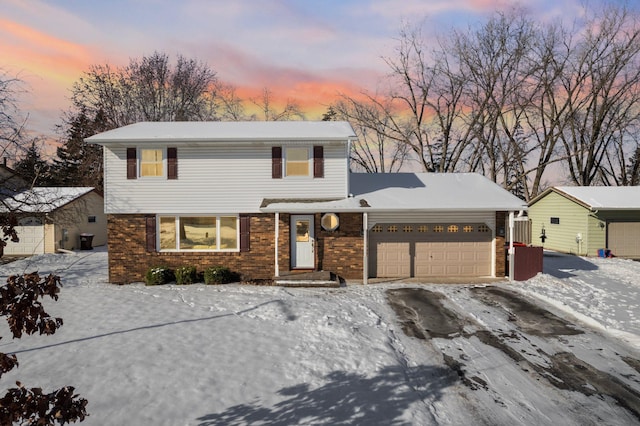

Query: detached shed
left=528, top=186, right=640, bottom=258
left=1, top=187, right=107, bottom=255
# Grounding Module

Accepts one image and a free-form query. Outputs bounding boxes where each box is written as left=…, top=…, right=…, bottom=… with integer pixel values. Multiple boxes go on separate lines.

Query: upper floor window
left=127, top=147, right=177, bottom=180
left=272, top=145, right=323, bottom=179
left=141, top=149, right=164, bottom=177
left=286, top=147, right=310, bottom=176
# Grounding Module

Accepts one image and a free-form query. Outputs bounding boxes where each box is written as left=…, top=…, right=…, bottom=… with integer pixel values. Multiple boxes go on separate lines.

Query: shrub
left=145, top=266, right=174, bottom=286
left=204, top=266, right=233, bottom=285
left=175, top=266, right=197, bottom=285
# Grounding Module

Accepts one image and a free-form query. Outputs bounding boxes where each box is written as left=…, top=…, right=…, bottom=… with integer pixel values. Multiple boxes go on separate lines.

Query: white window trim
left=157, top=214, right=240, bottom=252
left=284, top=146, right=312, bottom=178
left=139, top=147, right=166, bottom=178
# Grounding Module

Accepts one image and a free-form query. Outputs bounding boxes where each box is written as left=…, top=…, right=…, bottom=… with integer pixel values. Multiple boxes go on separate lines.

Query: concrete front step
left=274, top=271, right=341, bottom=287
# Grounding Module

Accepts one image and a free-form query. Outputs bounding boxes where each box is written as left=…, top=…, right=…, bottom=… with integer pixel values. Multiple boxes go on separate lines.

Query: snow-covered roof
left=85, top=121, right=357, bottom=145
left=260, top=173, right=528, bottom=213
left=534, top=186, right=640, bottom=210
left=0, top=187, right=95, bottom=213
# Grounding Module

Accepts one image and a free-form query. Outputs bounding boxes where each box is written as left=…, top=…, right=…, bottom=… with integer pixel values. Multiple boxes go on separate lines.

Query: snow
left=85, top=121, right=356, bottom=144
left=0, top=248, right=638, bottom=425
left=0, top=187, right=95, bottom=213
left=552, top=186, right=640, bottom=209
left=349, top=173, right=528, bottom=212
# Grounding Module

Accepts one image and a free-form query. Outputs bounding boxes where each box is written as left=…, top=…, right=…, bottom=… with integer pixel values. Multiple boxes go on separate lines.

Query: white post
left=275, top=212, right=280, bottom=277
left=508, top=211, right=515, bottom=282
left=363, top=212, right=368, bottom=285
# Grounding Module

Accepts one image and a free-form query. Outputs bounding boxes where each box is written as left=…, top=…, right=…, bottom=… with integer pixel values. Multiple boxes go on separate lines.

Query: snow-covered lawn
left=0, top=247, right=638, bottom=425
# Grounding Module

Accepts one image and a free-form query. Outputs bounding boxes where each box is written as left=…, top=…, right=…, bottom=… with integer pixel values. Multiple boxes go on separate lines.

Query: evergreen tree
left=13, top=140, right=51, bottom=187
left=49, top=108, right=108, bottom=192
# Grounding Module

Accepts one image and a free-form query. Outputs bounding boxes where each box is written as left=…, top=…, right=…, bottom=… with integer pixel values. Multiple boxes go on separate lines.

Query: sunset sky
left=1, top=0, right=629, bottom=144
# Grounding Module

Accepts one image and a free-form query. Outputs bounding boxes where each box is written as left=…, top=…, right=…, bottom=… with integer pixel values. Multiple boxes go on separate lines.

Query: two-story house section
left=86, top=121, right=359, bottom=283
left=87, top=121, right=527, bottom=284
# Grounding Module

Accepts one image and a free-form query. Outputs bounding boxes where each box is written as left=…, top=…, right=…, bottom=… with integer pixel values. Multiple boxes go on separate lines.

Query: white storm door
left=291, top=215, right=314, bottom=269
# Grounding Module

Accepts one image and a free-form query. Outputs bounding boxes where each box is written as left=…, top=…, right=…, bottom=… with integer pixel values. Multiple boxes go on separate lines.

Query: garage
left=369, top=222, right=492, bottom=278
left=4, top=216, right=45, bottom=255
left=607, top=222, right=640, bottom=258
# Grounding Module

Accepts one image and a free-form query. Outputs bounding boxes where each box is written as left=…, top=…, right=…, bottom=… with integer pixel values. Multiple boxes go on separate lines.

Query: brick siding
left=107, top=213, right=364, bottom=284
left=495, top=211, right=507, bottom=277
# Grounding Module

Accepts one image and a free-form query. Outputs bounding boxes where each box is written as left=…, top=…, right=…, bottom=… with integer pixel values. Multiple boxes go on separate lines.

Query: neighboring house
left=528, top=186, right=640, bottom=258
left=1, top=187, right=107, bottom=255
left=0, top=163, right=29, bottom=192
left=86, top=121, right=527, bottom=284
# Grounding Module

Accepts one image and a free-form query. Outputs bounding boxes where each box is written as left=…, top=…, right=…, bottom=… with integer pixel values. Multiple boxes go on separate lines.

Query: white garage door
left=370, top=223, right=492, bottom=278
left=4, top=217, right=45, bottom=255
left=608, top=222, right=640, bottom=258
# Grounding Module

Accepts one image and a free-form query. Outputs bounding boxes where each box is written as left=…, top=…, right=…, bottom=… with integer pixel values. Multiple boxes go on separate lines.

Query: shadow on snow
left=196, top=364, right=455, bottom=426
left=543, top=251, right=598, bottom=279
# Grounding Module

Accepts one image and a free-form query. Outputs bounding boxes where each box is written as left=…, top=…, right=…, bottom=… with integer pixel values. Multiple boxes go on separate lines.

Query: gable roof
left=85, top=121, right=357, bottom=145
left=260, top=173, right=528, bottom=213
left=530, top=186, right=640, bottom=210
left=0, top=187, right=96, bottom=213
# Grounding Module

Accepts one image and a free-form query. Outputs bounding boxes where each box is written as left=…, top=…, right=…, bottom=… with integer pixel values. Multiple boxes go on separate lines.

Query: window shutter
left=239, top=214, right=250, bottom=252
left=127, top=148, right=137, bottom=179
left=272, top=146, right=282, bottom=179
left=167, top=147, right=178, bottom=179
left=145, top=215, right=156, bottom=252
left=313, top=145, right=324, bottom=178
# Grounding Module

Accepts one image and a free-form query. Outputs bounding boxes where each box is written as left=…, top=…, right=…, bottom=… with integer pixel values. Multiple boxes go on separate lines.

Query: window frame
left=284, top=146, right=312, bottom=178
left=139, top=147, right=166, bottom=178
left=157, top=214, right=240, bottom=252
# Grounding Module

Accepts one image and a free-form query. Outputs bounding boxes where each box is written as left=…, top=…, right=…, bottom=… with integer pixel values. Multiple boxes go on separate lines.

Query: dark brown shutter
left=239, top=214, right=250, bottom=252
left=127, top=148, right=137, bottom=179
left=313, top=145, right=324, bottom=178
left=167, top=147, right=178, bottom=179
left=272, top=146, right=282, bottom=179
left=145, top=215, right=156, bottom=252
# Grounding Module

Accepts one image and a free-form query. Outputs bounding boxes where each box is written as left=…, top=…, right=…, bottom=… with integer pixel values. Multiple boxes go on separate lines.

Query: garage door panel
left=608, top=222, right=640, bottom=258
left=4, top=217, right=45, bottom=255
left=371, top=222, right=492, bottom=278
left=374, top=242, right=410, bottom=277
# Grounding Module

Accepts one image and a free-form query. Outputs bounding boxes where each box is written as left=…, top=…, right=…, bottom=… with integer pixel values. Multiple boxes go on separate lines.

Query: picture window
left=159, top=215, right=238, bottom=251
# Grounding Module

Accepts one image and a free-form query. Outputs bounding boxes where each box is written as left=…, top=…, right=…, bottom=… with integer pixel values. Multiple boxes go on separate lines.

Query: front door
left=291, top=215, right=314, bottom=269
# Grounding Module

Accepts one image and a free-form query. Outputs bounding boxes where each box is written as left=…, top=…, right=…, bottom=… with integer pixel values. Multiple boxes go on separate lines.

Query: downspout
left=363, top=212, right=368, bottom=285
left=508, top=211, right=515, bottom=282
left=275, top=212, right=280, bottom=277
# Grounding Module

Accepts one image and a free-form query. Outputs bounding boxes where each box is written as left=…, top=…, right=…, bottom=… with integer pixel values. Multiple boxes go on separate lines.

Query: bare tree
left=70, top=51, right=219, bottom=128
left=250, top=88, right=305, bottom=121
left=332, top=96, right=409, bottom=172
left=0, top=70, right=28, bottom=164
left=557, top=5, right=640, bottom=186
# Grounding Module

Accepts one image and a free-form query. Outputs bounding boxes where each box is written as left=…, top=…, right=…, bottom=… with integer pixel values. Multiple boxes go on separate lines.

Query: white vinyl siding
left=103, top=142, right=348, bottom=214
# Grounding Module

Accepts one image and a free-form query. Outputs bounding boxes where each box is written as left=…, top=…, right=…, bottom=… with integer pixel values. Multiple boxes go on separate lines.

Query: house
left=528, top=186, right=640, bottom=258
left=86, top=121, right=527, bottom=284
left=1, top=187, right=107, bottom=255
left=0, top=163, right=29, bottom=192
